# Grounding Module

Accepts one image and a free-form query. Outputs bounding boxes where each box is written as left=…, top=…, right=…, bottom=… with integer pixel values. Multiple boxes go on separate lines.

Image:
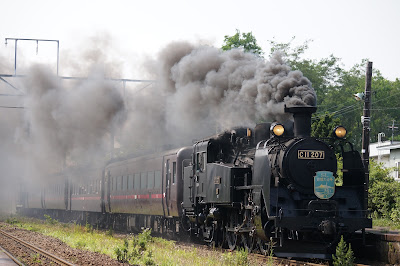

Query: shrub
left=332, top=236, right=354, bottom=266
left=114, top=229, right=154, bottom=265
left=222, top=248, right=248, bottom=266
left=368, top=160, right=400, bottom=218
left=114, top=239, right=129, bottom=263
left=390, top=197, right=400, bottom=224
left=106, top=228, right=113, bottom=236
left=85, top=222, right=94, bottom=234
left=266, top=239, right=275, bottom=266
left=235, top=248, right=248, bottom=266
left=6, top=217, right=19, bottom=225
left=44, top=214, right=58, bottom=225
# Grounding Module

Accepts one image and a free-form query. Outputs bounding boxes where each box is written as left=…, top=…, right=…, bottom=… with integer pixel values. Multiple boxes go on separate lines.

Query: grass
left=373, top=217, right=400, bottom=231
left=1, top=216, right=252, bottom=266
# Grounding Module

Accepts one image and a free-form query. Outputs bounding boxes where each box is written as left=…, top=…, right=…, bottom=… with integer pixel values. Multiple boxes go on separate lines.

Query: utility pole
left=361, top=61, right=372, bottom=215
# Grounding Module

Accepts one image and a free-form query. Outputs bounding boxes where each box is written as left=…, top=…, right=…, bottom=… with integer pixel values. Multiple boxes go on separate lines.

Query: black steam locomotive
left=17, top=105, right=371, bottom=259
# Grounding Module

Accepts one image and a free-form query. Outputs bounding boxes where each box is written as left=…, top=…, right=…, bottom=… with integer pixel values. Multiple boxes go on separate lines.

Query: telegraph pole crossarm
left=388, top=120, right=398, bottom=143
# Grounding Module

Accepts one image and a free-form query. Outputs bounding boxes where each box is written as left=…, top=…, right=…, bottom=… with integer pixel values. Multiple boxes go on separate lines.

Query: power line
left=314, top=88, right=400, bottom=119
left=371, top=107, right=400, bottom=111
left=0, top=106, right=24, bottom=109
left=0, top=93, right=24, bottom=97
left=315, top=101, right=361, bottom=117
left=0, top=77, right=24, bottom=93
left=313, top=104, right=361, bottom=120
left=371, top=89, right=400, bottom=105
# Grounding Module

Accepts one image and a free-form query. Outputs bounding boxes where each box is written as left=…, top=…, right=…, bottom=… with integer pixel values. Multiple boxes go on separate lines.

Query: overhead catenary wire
left=0, top=77, right=24, bottom=93
left=0, top=105, right=24, bottom=109
left=0, top=93, right=24, bottom=96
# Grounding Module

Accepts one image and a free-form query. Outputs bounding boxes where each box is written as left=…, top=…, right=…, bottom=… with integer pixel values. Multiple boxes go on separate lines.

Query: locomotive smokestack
left=284, top=106, right=317, bottom=138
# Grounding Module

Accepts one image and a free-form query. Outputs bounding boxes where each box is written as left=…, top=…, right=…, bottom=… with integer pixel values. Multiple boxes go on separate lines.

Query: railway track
left=0, top=244, right=23, bottom=265
left=0, top=229, right=75, bottom=266
left=183, top=240, right=329, bottom=266
left=250, top=252, right=328, bottom=265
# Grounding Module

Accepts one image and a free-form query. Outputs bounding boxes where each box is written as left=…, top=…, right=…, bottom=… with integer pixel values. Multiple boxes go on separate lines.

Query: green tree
left=332, top=236, right=355, bottom=266
left=368, top=159, right=400, bottom=218
left=222, top=29, right=263, bottom=56
left=311, top=112, right=342, bottom=139
left=268, top=37, right=400, bottom=151
left=369, top=159, right=395, bottom=186
left=390, top=196, right=400, bottom=223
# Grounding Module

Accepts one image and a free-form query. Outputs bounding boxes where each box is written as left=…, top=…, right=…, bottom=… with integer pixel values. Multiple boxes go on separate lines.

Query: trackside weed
left=222, top=248, right=248, bottom=266
left=332, top=235, right=355, bottom=266
left=114, top=229, right=155, bottom=265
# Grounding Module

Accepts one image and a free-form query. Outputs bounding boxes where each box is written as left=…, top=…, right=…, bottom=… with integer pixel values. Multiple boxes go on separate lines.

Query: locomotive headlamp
left=334, top=126, right=347, bottom=139
left=271, top=123, right=285, bottom=137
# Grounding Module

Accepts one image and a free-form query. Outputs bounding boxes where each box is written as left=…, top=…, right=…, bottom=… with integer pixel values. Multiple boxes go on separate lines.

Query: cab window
left=197, top=152, right=206, bottom=172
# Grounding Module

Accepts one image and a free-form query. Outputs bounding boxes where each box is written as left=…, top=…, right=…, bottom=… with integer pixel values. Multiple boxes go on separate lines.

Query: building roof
left=375, top=141, right=400, bottom=150
left=369, top=141, right=398, bottom=157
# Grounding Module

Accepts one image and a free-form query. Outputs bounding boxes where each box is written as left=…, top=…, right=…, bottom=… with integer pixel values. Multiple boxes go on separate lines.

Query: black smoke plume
left=121, top=41, right=316, bottom=149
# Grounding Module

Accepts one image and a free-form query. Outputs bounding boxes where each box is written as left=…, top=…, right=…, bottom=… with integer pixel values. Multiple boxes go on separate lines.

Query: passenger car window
left=140, top=172, right=147, bottom=189
left=128, top=175, right=133, bottom=190
left=134, top=173, right=140, bottom=190
left=172, top=162, right=176, bottom=184
left=155, top=171, right=162, bottom=188
left=147, top=171, right=154, bottom=189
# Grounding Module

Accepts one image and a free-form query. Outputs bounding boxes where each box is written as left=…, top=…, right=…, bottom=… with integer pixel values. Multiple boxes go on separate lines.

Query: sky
left=0, top=0, right=399, bottom=81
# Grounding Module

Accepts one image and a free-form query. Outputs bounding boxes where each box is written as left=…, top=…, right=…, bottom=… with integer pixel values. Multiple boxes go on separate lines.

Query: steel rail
left=251, top=253, right=371, bottom=266
left=0, top=229, right=75, bottom=266
left=251, top=252, right=328, bottom=266
left=186, top=241, right=329, bottom=266
left=0, top=244, right=23, bottom=265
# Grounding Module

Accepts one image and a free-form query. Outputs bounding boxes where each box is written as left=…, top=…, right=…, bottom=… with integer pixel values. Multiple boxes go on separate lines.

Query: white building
left=369, top=140, right=400, bottom=180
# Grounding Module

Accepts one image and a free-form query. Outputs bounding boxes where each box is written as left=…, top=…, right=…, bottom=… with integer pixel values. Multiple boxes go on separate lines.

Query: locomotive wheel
left=204, top=225, right=215, bottom=246
left=226, top=212, right=239, bottom=251
left=214, top=223, right=225, bottom=248
left=257, top=238, right=270, bottom=256
left=241, top=233, right=254, bottom=252
left=226, top=231, right=237, bottom=251
left=181, top=215, right=191, bottom=232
